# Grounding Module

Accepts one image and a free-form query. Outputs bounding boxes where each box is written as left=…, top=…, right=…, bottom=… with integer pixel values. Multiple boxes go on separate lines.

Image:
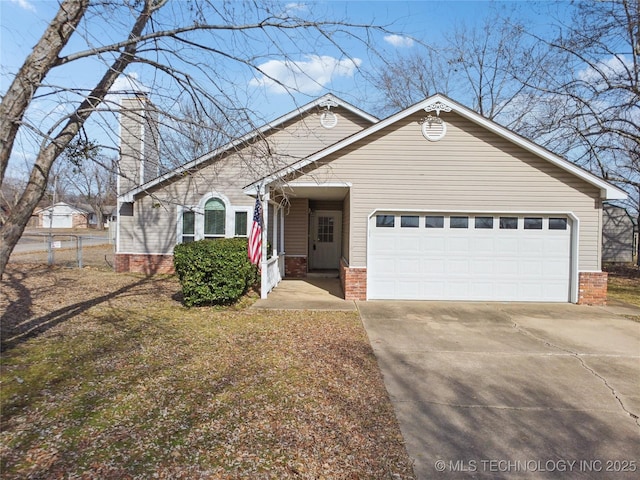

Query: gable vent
left=421, top=115, right=447, bottom=141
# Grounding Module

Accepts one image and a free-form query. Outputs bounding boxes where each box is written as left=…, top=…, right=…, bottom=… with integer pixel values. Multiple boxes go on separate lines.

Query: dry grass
left=0, top=264, right=415, bottom=479
left=606, top=264, right=640, bottom=307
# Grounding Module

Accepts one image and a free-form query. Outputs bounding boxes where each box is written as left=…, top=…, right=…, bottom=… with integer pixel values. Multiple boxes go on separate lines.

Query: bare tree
left=0, top=0, right=386, bottom=277
left=371, top=9, right=538, bottom=125
left=59, top=139, right=117, bottom=230
left=160, top=99, right=236, bottom=170
left=372, top=1, right=638, bottom=263
left=516, top=0, right=639, bottom=262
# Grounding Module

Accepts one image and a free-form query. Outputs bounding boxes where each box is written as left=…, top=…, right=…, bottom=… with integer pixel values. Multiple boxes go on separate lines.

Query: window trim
left=177, top=192, right=245, bottom=244
left=234, top=209, right=251, bottom=237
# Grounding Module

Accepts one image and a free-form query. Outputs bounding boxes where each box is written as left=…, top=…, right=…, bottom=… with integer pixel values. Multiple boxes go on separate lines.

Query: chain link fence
left=10, top=231, right=114, bottom=269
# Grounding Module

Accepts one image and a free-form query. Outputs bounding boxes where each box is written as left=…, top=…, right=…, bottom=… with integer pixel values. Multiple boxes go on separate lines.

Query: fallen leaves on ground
left=1, top=264, right=415, bottom=479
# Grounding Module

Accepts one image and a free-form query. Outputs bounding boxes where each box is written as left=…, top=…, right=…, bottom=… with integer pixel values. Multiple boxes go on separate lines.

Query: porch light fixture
left=319, top=99, right=339, bottom=129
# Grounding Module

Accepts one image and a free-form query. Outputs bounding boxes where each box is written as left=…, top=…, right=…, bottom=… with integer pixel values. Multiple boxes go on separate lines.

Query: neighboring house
left=603, top=204, right=637, bottom=263
left=35, top=202, right=115, bottom=229
left=115, top=93, right=626, bottom=305
left=36, top=202, right=91, bottom=229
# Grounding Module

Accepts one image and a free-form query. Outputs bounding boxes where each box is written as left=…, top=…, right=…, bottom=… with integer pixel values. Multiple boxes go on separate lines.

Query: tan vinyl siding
left=290, top=112, right=603, bottom=271
left=120, top=107, right=368, bottom=254
left=266, top=107, right=373, bottom=161
left=284, top=198, right=308, bottom=256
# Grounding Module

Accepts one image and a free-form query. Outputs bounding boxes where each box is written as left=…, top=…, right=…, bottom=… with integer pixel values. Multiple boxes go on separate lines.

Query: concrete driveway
left=358, top=302, right=640, bottom=479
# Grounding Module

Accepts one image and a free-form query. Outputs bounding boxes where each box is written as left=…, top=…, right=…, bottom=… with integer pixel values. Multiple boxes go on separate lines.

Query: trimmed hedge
left=173, top=238, right=257, bottom=307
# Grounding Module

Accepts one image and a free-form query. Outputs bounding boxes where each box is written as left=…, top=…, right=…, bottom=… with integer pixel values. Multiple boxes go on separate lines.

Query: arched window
left=204, top=198, right=225, bottom=238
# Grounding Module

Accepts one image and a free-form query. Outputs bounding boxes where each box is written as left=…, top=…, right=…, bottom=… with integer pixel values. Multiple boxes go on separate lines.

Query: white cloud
left=384, top=34, right=414, bottom=48
left=249, top=55, right=362, bottom=94
left=285, top=3, right=307, bottom=13
left=578, top=55, right=632, bottom=84
left=9, top=0, right=36, bottom=12
left=110, top=73, right=150, bottom=96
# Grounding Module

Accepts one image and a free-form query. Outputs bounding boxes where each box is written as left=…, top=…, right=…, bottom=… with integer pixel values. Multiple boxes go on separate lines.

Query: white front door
left=310, top=210, right=342, bottom=270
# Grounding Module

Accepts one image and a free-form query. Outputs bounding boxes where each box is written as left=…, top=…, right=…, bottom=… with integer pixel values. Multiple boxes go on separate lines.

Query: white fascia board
left=247, top=93, right=627, bottom=201
left=284, top=181, right=352, bottom=188
left=122, top=94, right=378, bottom=200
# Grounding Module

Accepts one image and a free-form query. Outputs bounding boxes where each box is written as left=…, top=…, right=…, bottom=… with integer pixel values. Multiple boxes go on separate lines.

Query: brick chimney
left=118, top=94, right=160, bottom=195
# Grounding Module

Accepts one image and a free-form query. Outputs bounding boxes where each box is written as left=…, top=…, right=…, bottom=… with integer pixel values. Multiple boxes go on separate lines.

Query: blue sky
left=0, top=0, right=569, bottom=175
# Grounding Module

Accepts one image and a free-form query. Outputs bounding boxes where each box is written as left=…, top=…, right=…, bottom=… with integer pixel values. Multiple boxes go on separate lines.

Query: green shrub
left=173, top=238, right=258, bottom=307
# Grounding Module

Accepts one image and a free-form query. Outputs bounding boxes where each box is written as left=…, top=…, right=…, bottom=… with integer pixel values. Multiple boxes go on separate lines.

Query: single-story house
left=602, top=204, right=637, bottom=263
left=35, top=202, right=115, bottom=229
left=36, top=202, right=91, bottom=229
left=115, top=93, right=626, bottom=305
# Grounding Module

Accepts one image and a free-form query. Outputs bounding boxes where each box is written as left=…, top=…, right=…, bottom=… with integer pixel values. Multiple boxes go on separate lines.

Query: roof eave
left=247, top=93, right=627, bottom=201
left=121, top=93, right=378, bottom=199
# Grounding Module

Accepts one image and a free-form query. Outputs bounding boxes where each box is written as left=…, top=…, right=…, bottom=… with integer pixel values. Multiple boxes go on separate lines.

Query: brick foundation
left=578, top=271, right=608, bottom=305
left=114, top=253, right=175, bottom=275
left=285, top=256, right=307, bottom=277
left=340, top=258, right=367, bottom=300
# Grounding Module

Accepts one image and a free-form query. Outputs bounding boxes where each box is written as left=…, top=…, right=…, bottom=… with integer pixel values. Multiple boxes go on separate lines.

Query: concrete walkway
left=252, top=277, right=357, bottom=311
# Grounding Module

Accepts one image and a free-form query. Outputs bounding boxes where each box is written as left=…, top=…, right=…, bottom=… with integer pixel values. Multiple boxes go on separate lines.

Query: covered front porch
left=259, top=183, right=351, bottom=299
left=253, top=276, right=357, bottom=310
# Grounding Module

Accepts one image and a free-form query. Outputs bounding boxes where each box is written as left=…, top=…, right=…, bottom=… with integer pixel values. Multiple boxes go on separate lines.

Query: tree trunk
left=0, top=0, right=161, bottom=278
left=0, top=0, right=89, bottom=182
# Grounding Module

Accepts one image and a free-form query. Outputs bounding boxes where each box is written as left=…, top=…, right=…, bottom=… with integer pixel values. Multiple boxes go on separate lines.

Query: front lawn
left=606, top=264, right=640, bottom=307
left=0, top=265, right=414, bottom=479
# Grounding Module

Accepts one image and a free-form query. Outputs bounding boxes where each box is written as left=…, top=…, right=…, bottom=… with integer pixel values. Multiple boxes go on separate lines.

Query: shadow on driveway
left=358, top=301, right=640, bottom=479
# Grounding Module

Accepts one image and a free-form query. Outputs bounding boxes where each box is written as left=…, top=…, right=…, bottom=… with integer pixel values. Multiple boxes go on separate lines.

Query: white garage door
left=368, top=213, right=571, bottom=302
left=44, top=213, right=73, bottom=229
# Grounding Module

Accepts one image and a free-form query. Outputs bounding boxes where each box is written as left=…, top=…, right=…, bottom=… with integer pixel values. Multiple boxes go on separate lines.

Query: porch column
left=272, top=201, right=278, bottom=259
left=260, top=191, right=269, bottom=299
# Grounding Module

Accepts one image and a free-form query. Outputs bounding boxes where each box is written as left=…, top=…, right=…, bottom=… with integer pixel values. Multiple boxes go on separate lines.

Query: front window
left=204, top=198, right=225, bottom=238
left=182, top=211, right=195, bottom=243
left=177, top=196, right=249, bottom=244
left=235, top=211, right=248, bottom=237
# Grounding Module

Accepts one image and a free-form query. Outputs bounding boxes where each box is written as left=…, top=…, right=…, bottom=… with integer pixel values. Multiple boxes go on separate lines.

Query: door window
left=317, top=216, right=334, bottom=242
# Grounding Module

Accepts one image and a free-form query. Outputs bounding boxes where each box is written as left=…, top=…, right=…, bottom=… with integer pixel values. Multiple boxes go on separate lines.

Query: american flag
left=248, top=197, right=262, bottom=266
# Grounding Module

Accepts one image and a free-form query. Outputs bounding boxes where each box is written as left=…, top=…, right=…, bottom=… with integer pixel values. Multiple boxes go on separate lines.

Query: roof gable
left=247, top=94, right=626, bottom=201
left=35, top=202, right=90, bottom=214
left=120, top=94, right=378, bottom=201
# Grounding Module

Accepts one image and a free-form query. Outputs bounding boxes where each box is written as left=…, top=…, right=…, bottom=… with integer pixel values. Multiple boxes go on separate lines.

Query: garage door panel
left=448, top=259, right=470, bottom=274
left=399, top=259, right=421, bottom=274
left=448, top=237, right=471, bottom=253
left=496, top=237, right=519, bottom=254
left=373, top=257, right=397, bottom=274
left=426, top=259, right=446, bottom=273
left=522, top=238, right=545, bottom=253
left=424, top=236, right=446, bottom=251
left=474, top=237, right=495, bottom=254
left=521, top=260, right=543, bottom=275
left=369, top=213, right=571, bottom=302
left=398, top=237, right=419, bottom=251
left=494, top=260, right=518, bottom=275
left=471, top=259, right=494, bottom=274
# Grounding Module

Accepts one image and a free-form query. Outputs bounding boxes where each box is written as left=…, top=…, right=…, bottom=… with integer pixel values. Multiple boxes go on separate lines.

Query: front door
left=309, top=210, right=342, bottom=270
